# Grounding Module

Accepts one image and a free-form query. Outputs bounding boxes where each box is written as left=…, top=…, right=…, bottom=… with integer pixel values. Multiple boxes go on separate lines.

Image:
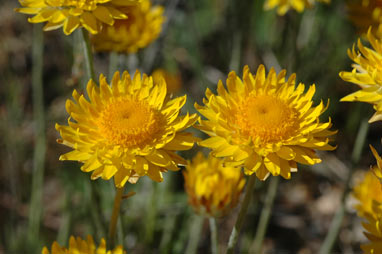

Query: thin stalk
left=27, top=23, right=45, bottom=244
left=117, top=216, right=124, bottom=246
left=250, top=176, right=280, bottom=253
left=108, top=51, right=119, bottom=79
left=108, top=187, right=124, bottom=248
left=319, top=119, right=369, bottom=254
left=57, top=190, right=71, bottom=245
left=185, top=215, right=204, bottom=254
left=229, top=31, right=242, bottom=73
left=81, top=29, right=96, bottom=82
left=209, top=217, right=218, bottom=254
left=226, top=174, right=257, bottom=254
left=144, top=182, right=158, bottom=244
left=159, top=210, right=178, bottom=252
left=89, top=182, right=106, bottom=240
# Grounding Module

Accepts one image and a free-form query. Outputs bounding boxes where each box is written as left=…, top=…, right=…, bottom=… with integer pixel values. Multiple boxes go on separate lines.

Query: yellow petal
left=80, top=11, right=98, bottom=34
left=102, top=165, right=118, bottom=180
left=264, top=153, right=281, bottom=175
left=147, top=164, right=163, bottom=182
left=63, top=15, right=80, bottom=35
left=93, top=5, right=114, bottom=25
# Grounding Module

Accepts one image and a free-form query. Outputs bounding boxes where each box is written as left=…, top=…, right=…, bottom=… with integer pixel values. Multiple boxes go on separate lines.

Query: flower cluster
left=14, top=0, right=345, bottom=251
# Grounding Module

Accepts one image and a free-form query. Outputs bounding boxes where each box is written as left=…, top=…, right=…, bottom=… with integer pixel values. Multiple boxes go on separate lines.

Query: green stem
left=185, top=215, right=204, bottom=254
left=226, top=174, right=257, bottom=254
left=319, top=119, right=369, bottom=254
left=81, top=29, right=96, bottom=83
left=108, top=187, right=124, bottom=248
left=209, top=217, right=218, bottom=254
left=144, top=182, right=158, bottom=244
left=27, top=23, right=45, bottom=244
left=89, top=182, right=106, bottom=240
left=57, top=190, right=71, bottom=245
left=250, top=176, right=279, bottom=253
left=108, top=51, right=119, bottom=79
left=229, top=31, right=242, bottom=73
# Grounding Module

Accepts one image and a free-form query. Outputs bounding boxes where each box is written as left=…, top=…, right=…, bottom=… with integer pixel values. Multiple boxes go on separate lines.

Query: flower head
left=347, top=0, right=382, bottom=36
left=264, top=0, right=330, bottom=15
left=195, top=65, right=336, bottom=180
left=352, top=145, right=382, bottom=253
left=340, top=28, right=382, bottom=122
left=183, top=152, right=245, bottom=217
left=56, top=70, right=199, bottom=187
left=361, top=212, right=382, bottom=254
left=152, top=68, right=182, bottom=94
left=15, top=0, right=139, bottom=35
left=91, top=0, right=164, bottom=53
left=42, top=235, right=124, bottom=254
left=353, top=171, right=382, bottom=218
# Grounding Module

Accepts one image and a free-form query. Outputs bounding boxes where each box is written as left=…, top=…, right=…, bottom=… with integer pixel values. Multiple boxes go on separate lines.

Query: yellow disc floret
left=235, top=95, right=299, bottom=144
left=56, top=70, right=199, bottom=187
left=98, top=99, right=163, bottom=147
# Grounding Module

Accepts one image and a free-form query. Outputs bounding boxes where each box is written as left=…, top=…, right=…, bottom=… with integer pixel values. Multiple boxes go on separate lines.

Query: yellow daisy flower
left=195, top=65, right=336, bottom=180
left=264, top=0, right=330, bottom=15
left=183, top=152, right=245, bottom=217
left=352, top=145, right=382, bottom=253
left=152, top=68, right=182, bottom=95
left=347, top=0, right=382, bottom=36
left=42, top=235, right=124, bottom=254
left=56, top=70, right=199, bottom=187
left=353, top=171, right=382, bottom=218
left=91, top=0, right=164, bottom=53
left=15, top=0, right=139, bottom=35
left=340, top=28, right=382, bottom=122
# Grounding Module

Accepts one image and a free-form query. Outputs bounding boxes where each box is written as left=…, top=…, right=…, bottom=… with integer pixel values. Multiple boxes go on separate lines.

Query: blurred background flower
left=264, top=0, right=330, bottom=15
left=183, top=152, right=245, bottom=217
left=42, top=235, right=124, bottom=254
left=352, top=145, right=382, bottom=254
left=152, top=68, right=182, bottom=94
left=91, top=0, right=164, bottom=53
left=347, top=0, right=382, bottom=36
left=15, top=0, right=139, bottom=35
